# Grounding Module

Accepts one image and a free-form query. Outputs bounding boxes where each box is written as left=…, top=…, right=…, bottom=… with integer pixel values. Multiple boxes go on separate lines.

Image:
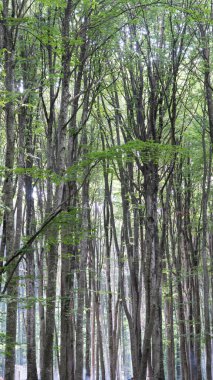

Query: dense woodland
left=0, top=0, right=213, bottom=379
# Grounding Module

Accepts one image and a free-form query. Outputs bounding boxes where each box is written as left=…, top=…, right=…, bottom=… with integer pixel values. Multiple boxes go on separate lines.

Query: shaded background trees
left=0, top=0, right=213, bottom=379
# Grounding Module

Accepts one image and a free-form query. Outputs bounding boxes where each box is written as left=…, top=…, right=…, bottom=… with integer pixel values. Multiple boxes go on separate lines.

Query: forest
left=0, top=0, right=213, bottom=379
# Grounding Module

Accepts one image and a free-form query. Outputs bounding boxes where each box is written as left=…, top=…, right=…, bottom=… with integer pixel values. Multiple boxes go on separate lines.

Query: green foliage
left=35, top=0, right=66, bottom=8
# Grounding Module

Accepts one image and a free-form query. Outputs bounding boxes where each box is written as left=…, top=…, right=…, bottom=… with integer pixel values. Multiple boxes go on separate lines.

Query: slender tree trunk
left=96, top=294, right=106, bottom=380
left=201, top=125, right=212, bottom=380
left=174, top=169, right=190, bottom=380
left=3, top=2, right=16, bottom=376
left=85, top=264, right=91, bottom=379
left=75, top=178, right=89, bottom=379
left=25, top=117, right=38, bottom=380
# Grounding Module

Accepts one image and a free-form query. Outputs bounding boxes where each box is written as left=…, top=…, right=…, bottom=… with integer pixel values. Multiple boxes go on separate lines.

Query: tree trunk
left=201, top=125, right=212, bottom=380
left=3, top=2, right=16, bottom=376
left=25, top=117, right=38, bottom=380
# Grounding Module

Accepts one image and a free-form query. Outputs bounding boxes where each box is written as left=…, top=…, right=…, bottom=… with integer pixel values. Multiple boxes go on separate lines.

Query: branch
left=0, top=160, right=99, bottom=294
left=0, top=201, right=63, bottom=276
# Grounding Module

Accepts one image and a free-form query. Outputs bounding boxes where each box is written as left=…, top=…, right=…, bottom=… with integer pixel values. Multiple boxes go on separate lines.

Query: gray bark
left=2, top=1, right=16, bottom=377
